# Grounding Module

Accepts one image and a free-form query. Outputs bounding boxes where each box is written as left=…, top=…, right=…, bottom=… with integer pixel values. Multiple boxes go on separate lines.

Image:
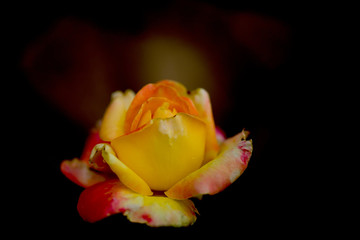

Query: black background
left=7, top=0, right=317, bottom=236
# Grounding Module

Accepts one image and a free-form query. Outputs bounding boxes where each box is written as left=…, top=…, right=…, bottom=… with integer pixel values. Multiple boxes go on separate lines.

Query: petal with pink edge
left=77, top=179, right=198, bottom=227
left=165, top=130, right=252, bottom=200
left=60, top=158, right=112, bottom=188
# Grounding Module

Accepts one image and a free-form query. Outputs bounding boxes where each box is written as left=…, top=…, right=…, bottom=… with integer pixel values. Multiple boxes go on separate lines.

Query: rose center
left=138, top=102, right=178, bottom=129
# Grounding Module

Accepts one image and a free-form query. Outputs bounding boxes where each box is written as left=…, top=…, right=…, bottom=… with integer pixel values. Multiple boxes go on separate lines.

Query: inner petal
left=124, top=83, right=198, bottom=134
left=138, top=110, right=152, bottom=129
left=111, top=113, right=206, bottom=191
left=130, top=97, right=185, bottom=132
left=153, top=102, right=177, bottom=119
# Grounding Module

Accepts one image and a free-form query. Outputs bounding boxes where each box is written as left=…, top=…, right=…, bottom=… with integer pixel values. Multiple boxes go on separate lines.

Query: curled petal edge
left=91, top=143, right=153, bottom=196
left=77, top=179, right=198, bottom=227
left=165, top=130, right=252, bottom=200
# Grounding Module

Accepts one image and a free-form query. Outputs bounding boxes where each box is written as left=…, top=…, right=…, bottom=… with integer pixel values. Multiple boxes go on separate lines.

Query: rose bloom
left=61, top=80, right=252, bottom=227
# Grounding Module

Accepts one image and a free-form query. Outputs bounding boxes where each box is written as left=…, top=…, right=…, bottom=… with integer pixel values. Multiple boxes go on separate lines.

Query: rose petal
left=77, top=179, right=198, bottom=227
left=99, top=90, right=135, bottom=141
left=60, top=158, right=111, bottom=188
left=111, top=113, right=206, bottom=191
left=124, top=81, right=198, bottom=134
left=157, top=80, right=188, bottom=96
left=189, top=88, right=219, bottom=164
left=165, top=130, right=252, bottom=200
left=130, top=97, right=185, bottom=132
left=91, top=143, right=153, bottom=196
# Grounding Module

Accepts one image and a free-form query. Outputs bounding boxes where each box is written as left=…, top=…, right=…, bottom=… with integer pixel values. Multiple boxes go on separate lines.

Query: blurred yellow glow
left=138, top=36, right=214, bottom=94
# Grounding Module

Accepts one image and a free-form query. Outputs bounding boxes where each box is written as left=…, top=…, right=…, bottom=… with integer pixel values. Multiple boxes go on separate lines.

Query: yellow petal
left=152, top=102, right=176, bottom=119
left=99, top=90, right=135, bottom=141
left=91, top=144, right=153, bottom=196
left=189, top=88, right=219, bottom=164
left=111, top=113, right=206, bottom=191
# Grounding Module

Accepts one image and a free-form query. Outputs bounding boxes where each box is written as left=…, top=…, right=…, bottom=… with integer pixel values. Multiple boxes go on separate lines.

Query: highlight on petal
left=77, top=179, right=198, bottom=227
left=60, top=158, right=110, bottom=188
left=99, top=90, right=135, bottom=141
left=91, top=143, right=153, bottom=196
left=189, top=88, right=219, bottom=164
left=111, top=113, right=206, bottom=191
left=165, top=130, right=252, bottom=200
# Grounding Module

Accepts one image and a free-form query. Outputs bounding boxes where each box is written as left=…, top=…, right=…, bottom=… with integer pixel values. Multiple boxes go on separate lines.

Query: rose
left=61, top=80, right=252, bottom=227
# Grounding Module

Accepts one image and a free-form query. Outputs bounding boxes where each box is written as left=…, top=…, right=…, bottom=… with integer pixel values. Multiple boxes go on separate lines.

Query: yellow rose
left=98, top=80, right=219, bottom=194
left=61, top=80, right=252, bottom=227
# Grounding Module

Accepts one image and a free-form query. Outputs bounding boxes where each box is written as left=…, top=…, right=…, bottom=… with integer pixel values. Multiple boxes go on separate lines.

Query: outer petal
left=60, top=158, right=111, bottom=188
left=165, top=130, right=252, bottom=200
left=99, top=90, right=135, bottom=141
left=91, top=143, right=153, bottom=196
left=189, top=88, right=219, bottom=164
left=77, top=179, right=198, bottom=227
